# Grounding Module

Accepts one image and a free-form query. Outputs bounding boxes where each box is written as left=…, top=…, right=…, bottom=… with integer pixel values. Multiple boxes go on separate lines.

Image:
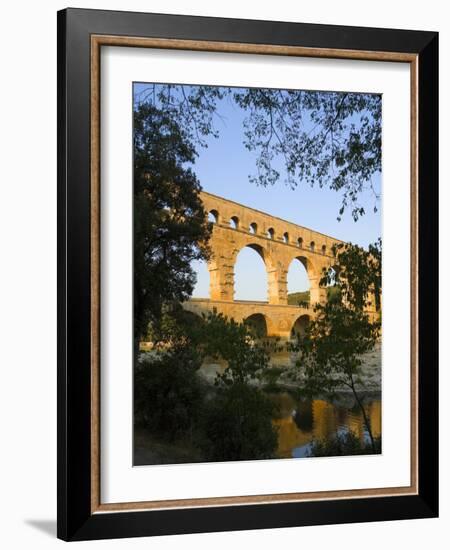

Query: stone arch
left=233, top=244, right=270, bottom=302
left=283, top=232, right=289, bottom=243
left=245, top=242, right=273, bottom=265
left=291, top=255, right=319, bottom=280
left=289, top=254, right=326, bottom=305
left=244, top=313, right=268, bottom=338
left=290, top=314, right=310, bottom=339
left=249, top=222, right=258, bottom=234
left=229, top=215, right=239, bottom=229
left=233, top=242, right=284, bottom=305
left=286, top=257, right=310, bottom=308
left=267, top=227, right=275, bottom=240
left=208, top=209, right=219, bottom=224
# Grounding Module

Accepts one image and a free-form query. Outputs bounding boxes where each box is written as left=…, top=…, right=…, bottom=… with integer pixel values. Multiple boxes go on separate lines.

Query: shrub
left=200, top=382, right=278, bottom=461
left=134, top=348, right=205, bottom=441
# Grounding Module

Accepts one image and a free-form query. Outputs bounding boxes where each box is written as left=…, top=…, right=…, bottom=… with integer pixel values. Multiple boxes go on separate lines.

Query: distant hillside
left=287, top=291, right=310, bottom=305
left=287, top=286, right=341, bottom=306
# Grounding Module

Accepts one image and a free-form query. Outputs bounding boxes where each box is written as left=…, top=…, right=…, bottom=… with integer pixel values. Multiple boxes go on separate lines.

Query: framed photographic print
left=57, top=8, right=438, bottom=541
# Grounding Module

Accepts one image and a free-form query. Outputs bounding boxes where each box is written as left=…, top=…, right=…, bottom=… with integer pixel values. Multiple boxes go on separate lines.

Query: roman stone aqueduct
left=183, top=191, right=350, bottom=340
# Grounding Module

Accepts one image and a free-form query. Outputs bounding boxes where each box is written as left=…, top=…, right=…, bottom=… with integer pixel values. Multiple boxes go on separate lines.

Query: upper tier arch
left=200, top=191, right=343, bottom=305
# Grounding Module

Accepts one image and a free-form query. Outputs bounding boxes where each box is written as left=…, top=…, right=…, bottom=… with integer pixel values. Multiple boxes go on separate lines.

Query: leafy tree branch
left=135, top=84, right=381, bottom=220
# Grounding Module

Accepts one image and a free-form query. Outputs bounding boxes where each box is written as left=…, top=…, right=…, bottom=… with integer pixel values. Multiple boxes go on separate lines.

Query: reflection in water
left=269, top=392, right=381, bottom=458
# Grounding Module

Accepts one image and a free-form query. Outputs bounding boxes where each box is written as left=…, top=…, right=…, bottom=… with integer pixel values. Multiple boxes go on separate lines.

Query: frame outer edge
left=57, top=8, right=69, bottom=542
left=417, top=33, right=439, bottom=516
left=57, top=8, right=439, bottom=540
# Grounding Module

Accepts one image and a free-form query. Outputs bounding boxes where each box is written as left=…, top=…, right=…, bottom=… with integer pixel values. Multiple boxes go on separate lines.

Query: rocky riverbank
left=198, top=341, right=382, bottom=392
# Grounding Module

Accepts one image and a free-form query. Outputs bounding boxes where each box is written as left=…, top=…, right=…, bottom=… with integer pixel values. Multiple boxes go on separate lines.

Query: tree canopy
left=133, top=103, right=212, bottom=343
left=135, top=84, right=381, bottom=221
left=292, top=240, right=382, bottom=450
left=324, top=238, right=382, bottom=311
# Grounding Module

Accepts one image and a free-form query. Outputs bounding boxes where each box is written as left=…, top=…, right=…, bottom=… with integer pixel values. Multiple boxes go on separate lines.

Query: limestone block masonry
left=184, top=191, right=352, bottom=338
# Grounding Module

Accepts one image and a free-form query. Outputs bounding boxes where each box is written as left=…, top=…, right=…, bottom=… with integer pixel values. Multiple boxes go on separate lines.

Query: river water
left=268, top=392, right=381, bottom=458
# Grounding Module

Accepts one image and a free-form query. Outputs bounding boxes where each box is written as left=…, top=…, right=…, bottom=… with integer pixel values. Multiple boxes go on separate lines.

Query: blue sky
left=134, top=84, right=381, bottom=301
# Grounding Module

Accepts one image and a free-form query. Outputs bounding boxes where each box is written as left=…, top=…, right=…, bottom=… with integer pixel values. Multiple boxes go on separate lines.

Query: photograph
left=133, top=82, right=383, bottom=466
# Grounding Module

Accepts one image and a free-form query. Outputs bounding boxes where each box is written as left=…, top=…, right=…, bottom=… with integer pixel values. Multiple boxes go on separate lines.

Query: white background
left=102, top=47, right=411, bottom=503
left=0, top=0, right=446, bottom=548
